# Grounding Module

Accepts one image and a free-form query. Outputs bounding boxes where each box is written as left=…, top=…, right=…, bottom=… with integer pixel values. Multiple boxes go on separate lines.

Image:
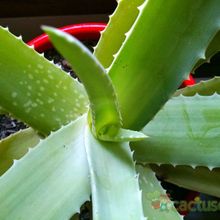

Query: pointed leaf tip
left=99, top=128, right=148, bottom=142
left=44, top=26, right=122, bottom=139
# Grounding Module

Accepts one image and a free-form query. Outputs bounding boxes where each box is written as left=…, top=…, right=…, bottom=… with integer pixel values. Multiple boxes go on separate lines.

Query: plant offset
left=1, top=0, right=220, bottom=219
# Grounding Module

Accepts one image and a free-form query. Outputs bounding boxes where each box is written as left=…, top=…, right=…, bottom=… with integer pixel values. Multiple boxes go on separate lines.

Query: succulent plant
left=1, top=0, right=220, bottom=219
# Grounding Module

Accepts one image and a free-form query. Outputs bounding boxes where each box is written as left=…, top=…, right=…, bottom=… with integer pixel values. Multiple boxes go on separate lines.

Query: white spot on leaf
left=37, top=64, right=44, bottom=69
left=11, top=92, right=17, bottom=98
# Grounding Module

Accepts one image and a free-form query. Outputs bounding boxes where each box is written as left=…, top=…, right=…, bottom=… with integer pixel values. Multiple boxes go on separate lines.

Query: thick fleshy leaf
left=84, top=125, right=145, bottom=220
left=99, top=128, right=147, bottom=142
left=94, top=0, right=144, bottom=68
left=70, top=214, right=79, bottom=220
left=0, top=116, right=90, bottom=220
left=0, top=107, right=6, bottom=114
left=205, top=31, right=220, bottom=60
left=136, top=165, right=183, bottom=220
left=132, top=94, right=220, bottom=169
left=0, top=128, right=40, bottom=175
left=152, top=164, right=220, bottom=198
left=175, top=76, right=220, bottom=96
left=0, top=26, right=88, bottom=135
left=193, top=31, right=220, bottom=70
left=108, top=0, right=220, bottom=130
left=44, top=27, right=121, bottom=138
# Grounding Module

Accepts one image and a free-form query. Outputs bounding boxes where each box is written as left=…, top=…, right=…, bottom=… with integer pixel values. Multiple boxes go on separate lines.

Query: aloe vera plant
left=1, top=0, right=220, bottom=219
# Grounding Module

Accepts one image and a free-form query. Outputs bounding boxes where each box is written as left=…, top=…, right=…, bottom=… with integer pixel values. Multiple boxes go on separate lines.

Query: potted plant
left=1, top=21, right=196, bottom=218
left=27, top=22, right=196, bottom=218
left=1, top=1, right=220, bottom=220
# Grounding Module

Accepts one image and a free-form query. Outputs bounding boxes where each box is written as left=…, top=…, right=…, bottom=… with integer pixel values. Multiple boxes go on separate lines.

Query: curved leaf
left=175, top=76, right=220, bottom=96
left=193, top=31, right=220, bottom=70
left=151, top=164, right=220, bottom=198
left=0, top=128, right=40, bottom=175
left=84, top=125, right=145, bottom=220
left=44, top=27, right=121, bottom=138
left=94, top=0, right=144, bottom=68
left=0, top=116, right=90, bottom=220
left=137, top=165, right=183, bottom=220
left=108, top=0, right=220, bottom=130
left=132, top=94, right=220, bottom=169
left=0, top=26, right=88, bottom=135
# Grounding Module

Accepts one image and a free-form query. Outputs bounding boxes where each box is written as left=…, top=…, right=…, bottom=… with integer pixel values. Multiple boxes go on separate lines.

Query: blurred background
left=0, top=0, right=116, bottom=41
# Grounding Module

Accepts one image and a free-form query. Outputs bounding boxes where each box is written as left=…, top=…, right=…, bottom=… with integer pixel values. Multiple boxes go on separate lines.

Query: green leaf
left=70, top=214, right=79, bottom=220
left=0, top=116, right=90, bottom=220
left=84, top=125, right=145, bottom=220
left=151, top=164, right=220, bottom=198
left=0, top=26, right=88, bottom=135
left=193, top=31, right=220, bottom=70
left=175, top=76, right=220, bottom=96
left=132, top=94, right=220, bottom=169
left=0, top=107, right=6, bottom=115
left=108, top=0, right=220, bottom=130
left=0, top=128, right=40, bottom=176
left=94, top=0, right=145, bottom=68
left=43, top=26, right=121, bottom=138
left=205, top=31, right=220, bottom=60
left=99, top=128, right=147, bottom=142
left=136, top=165, right=183, bottom=220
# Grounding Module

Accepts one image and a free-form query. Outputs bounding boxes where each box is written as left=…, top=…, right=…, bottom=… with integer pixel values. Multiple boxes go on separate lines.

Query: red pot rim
left=27, top=22, right=195, bottom=87
left=27, top=22, right=106, bottom=53
left=180, top=74, right=195, bottom=88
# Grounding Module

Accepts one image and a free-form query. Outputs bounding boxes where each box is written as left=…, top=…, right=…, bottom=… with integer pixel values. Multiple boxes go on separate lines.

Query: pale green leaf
left=94, top=0, right=145, bottom=68
left=132, top=94, right=220, bottom=168
left=44, top=26, right=121, bottom=138
left=99, top=128, right=147, bottom=142
left=84, top=125, right=145, bottom=220
left=0, top=116, right=90, bottom=220
left=0, top=26, right=88, bottom=135
left=0, top=128, right=40, bottom=175
left=109, top=0, right=220, bottom=130
left=175, top=76, right=220, bottom=96
left=152, top=164, right=220, bottom=198
left=136, top=165, right=183, bottom=220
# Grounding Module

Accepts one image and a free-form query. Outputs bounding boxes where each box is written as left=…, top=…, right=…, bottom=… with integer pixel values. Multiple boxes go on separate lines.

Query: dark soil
left=0, top=115, right=27, bottom=139
left=69, top=202, right=91, bottom=220
left=195, top=51, right=220, bottom=78
left=44, top=40, right=97, bottom=79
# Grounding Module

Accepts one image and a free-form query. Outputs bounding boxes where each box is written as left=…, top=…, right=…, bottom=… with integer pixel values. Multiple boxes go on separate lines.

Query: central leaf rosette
left=44, top=27, right=146, bottom=142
